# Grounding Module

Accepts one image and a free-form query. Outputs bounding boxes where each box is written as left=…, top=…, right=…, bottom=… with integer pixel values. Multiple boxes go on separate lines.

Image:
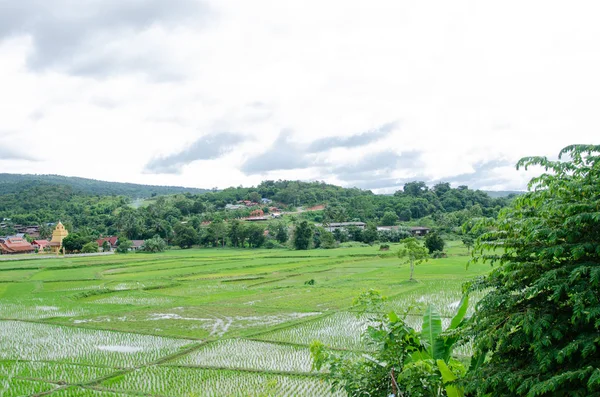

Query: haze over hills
left=0, top=174, right=211, bottom=198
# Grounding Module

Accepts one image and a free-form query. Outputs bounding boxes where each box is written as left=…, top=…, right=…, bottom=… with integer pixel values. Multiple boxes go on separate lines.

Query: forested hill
left=0, top=176, right=513, bottom=240
left=0, top=174, right=210, bottom=198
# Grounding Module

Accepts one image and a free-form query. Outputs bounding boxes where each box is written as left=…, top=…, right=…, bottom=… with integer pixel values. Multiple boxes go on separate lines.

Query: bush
left=430, top=250, right=446, bottom=258
left=263, top=240, right=283, bottom=249
left=320, top=230, right=336, bottom=249
left=116, top=239, right=132, bottom=253
left=143, top=235, right=167, bottom=252
left=379, top=244, right=390, bottom=251
left=424, top=232, right=444, bottom=254
left=81, top=242, right=99, bottom=254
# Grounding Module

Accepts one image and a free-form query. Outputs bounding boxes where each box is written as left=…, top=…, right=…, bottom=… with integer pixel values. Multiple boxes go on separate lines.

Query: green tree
left=81, top=241, right=98, bottom=254
left=320, top=230, right=336, bottom=249
left=460, top=234, right=474, bottom=254
left=397, top=237, right=429, bottom=281
left=207, top=220, right=227, bottom=247
left=380, top=211, right=399, bottom=226
left=61, top=233, right=87, bottom=253
left=173, top=223, right=198, bottom=249
left=273, top=222, right=288, bottom=244
left=362, top=222, right=378, bottom=244
left=398, top=208, right=412, bottom=221
left=466, top=145, right=600, bottom=396
left=424, top=232, right=445, bottom=254
left=143, top=235, right=167, bottom=252
left=248, top=191, right=262, bottom=203
left=102, top=240, right=111, bottom=252
left=246, top=223, right=266, bottom=248
left=116, top=239, right=132, bottom=253
left=293, top=221, right=313, bottom=250
left=228, top=219, right=246, bottom=247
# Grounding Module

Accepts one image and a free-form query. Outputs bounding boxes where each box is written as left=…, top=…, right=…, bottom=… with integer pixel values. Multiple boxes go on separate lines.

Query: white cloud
left=0, top=0, right=599, bottom=192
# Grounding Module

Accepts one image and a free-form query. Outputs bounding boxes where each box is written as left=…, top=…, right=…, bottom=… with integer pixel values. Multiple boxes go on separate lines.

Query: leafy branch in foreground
left=465, top=144, right=600, bottom=396
left=311, top=290, right=470, bottom=396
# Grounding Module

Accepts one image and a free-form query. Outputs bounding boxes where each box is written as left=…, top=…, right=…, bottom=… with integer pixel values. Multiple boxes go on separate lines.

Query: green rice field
left=0, top=242, right=489, bottom=396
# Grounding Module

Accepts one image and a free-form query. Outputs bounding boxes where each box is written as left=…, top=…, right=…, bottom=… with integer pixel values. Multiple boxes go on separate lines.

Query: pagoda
left=49, top=221, right=69, bottom=254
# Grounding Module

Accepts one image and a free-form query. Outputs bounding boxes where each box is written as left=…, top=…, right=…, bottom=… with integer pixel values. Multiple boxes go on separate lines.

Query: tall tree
left=228, top=219, right=246, bottom=247
left=173, top=223, right=199, bottom=249
left=397, top=237, right=429, bottom=281
left=246, top=223, right=266, bottom=248
left=466, top=145, right=600, bottom=396
left=293, top=221, right=313, bottom=250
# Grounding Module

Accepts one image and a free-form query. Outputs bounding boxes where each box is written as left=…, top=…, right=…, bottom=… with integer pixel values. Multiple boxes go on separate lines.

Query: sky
left=0, top=0, right=599, bottom=193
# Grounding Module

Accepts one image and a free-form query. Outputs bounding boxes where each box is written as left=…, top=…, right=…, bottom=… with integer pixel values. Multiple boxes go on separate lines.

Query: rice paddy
left=0, top=242, right=489, bottom=396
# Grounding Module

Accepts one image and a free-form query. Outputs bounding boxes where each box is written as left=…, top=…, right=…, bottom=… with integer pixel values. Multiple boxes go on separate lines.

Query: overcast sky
left=1, top=0, right=598, bottom=192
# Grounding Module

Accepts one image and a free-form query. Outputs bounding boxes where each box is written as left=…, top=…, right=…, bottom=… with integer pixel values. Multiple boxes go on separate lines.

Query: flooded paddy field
left=0, top=243, right=488, bottom=396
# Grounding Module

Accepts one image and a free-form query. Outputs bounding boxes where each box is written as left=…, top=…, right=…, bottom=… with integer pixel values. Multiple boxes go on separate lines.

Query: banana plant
left=409, top=294, right=469, bottom=396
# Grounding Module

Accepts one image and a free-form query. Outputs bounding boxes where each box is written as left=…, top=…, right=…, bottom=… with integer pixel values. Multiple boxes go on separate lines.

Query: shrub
left=81, top=242, right=99, bottom=254
left=431, top=250, right=446, bottom=258
left=424, top=232, right=444, bottom=253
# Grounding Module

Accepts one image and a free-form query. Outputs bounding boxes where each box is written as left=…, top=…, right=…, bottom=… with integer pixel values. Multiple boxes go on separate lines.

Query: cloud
left=241, top=122, right=400, bottom=175
left=0, top=0, right=210, bottom=79
left=241, top=131, right=315, bottom=174
left=307, top=121, right=398, bottom=153
left=144, top=132, right=246, bottom=174
left=441, top=159, right=514, bottom=189
left=0, top=145, right=38, bottom=161
left=332, top=150, right=423, bottom=184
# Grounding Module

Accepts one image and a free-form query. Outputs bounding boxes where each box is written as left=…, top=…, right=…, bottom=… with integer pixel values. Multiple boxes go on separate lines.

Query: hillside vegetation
left=0, top=173, right=209, bottom=198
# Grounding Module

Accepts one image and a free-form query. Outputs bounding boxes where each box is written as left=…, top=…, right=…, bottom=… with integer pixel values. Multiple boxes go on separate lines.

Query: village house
left=316, top=222, right=366, bottom=232
left=0, top=236, right=35, bottom=255
left=410, top=226, right=430, bottom=236
left=32, top=239, right=50, bottom=252
left=97, top=236, right=119, bottom=251
left=130, top=240, right=145, bottom=251
left=377, top=225, right=431, bottom=236
left=15, top=225, right=40, bottom=239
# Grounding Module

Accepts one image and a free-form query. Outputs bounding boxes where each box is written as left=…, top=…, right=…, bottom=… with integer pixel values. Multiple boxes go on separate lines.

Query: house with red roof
left=97, top=236, right=119, bottom=251
left=32, top=240, right=50, bottom=252
left=0, top=237, right=35, bottom=255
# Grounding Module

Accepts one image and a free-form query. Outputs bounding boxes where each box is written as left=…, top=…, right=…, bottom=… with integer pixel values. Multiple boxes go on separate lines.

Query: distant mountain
left=0, top=174, right=210, bottom=198
left=483, top=190, right=525, bottom=198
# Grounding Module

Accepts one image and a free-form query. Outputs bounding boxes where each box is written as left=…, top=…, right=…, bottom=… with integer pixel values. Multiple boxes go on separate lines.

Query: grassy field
left=0, top=241, right=489, bottom=396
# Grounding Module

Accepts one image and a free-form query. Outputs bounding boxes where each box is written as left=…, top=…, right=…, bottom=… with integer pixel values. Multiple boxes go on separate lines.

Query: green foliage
left=398, top=237, right=430, bottom=281
left=173, top=223, right=198, bottom=249
left=143, top=235, right=167, bottom=253
left=273, top=222, right=289, bottom=244
left=81, top=242, right=98, bottom=254
left=0, top=173, right=208, bottom=197
left=362, top=222, right=378, bottom=245
left=246, top=223, right=266, bottom=248
left=425, top=232, right=445, bottom=254
left=465, top=144, right=600, bottom=396
left=116, top=239, right=132, bottom=253
left=227, top=220, right=245, bottom=247
left=380, top=211, right=399, bottom=226
left=293, top=221, right=313, bottom=250
left=62, top=234, right=90, bottom=253
left=320, top=230, right=336, bottom=249
left=313, top=290, right=469, bottom=396
left=101, top=241, right=111, bottom=252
